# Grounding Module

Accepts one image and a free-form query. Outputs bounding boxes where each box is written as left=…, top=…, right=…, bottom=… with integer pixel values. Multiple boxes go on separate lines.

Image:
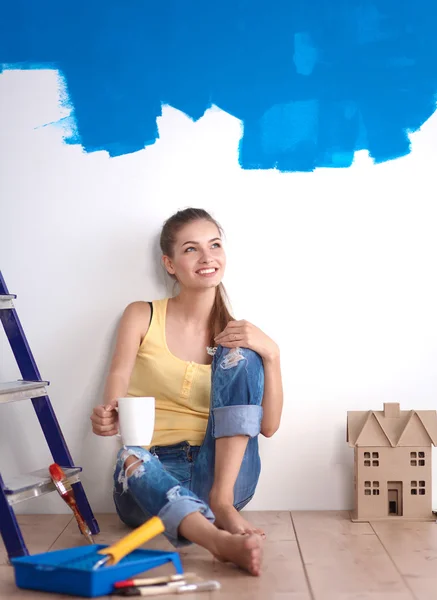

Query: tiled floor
left=2, top=511, right=437, bottom=599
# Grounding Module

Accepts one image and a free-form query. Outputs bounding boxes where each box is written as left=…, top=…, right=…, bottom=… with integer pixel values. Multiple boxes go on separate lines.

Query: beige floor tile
left=371, top=520, right=437, bottom=600
left=292, top=511, right=414, bottom=600
left=243, top=510, right=296, bottom=541
left=0, top=515, right=72, bottom=565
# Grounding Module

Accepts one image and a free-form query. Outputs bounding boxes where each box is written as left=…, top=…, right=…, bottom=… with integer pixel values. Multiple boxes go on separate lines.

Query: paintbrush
left=114, top=573, right=196, bottom=589
left=49, top=463, right=94, bottom=544
left=114, top=580, right=221, bottom=597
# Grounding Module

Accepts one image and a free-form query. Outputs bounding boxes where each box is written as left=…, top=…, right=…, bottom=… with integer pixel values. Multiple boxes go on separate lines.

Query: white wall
left=1, top=69, right=437, bottom=514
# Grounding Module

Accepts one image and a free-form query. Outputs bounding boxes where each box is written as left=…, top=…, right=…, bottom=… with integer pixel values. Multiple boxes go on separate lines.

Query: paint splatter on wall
left=1, top=0, right=436, bottom=172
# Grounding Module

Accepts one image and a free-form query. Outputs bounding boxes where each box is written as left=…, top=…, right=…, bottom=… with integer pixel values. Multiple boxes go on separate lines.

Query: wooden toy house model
left=347, top=402, right=437, bottom=521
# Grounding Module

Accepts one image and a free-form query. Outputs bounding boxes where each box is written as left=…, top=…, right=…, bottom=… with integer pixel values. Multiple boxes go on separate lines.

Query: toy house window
left=411, top=481, right=425, bottom=495
left=411, top=452, right=426, bottom=466
left=365, top=481, right=379, bottom=496
left=364, top=452, right=379, bottom=466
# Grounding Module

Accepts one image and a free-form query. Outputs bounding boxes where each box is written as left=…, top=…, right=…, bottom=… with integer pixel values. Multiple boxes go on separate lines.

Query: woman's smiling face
left=162, top=218, right=226, bottom=290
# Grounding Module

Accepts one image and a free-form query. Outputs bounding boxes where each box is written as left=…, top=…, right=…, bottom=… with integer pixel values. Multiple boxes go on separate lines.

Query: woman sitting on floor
left=91, top=208, right=283, bottom=576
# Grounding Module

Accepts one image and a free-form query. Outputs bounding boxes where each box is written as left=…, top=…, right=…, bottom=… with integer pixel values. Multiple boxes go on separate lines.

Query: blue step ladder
left=0, top=271, right=99, bottom=559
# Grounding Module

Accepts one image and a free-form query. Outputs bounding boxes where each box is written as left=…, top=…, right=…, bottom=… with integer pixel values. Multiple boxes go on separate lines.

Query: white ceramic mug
left=117, top=397, right=155, bottom=446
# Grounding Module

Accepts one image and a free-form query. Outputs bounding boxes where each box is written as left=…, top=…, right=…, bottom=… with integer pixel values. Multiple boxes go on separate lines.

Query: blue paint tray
left=11, top=544, right=183, bottom=597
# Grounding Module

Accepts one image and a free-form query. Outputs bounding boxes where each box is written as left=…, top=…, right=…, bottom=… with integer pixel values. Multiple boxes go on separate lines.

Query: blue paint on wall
left=293, top=33, right=318, bottom=77
left=1, top=1, right=436, bottom=172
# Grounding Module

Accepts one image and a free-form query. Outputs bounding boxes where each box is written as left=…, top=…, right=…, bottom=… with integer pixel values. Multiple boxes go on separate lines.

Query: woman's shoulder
left=122, top=297, right=167, bottom=323
left=121, top=300, right=151, bottom=326
left=119, top=301, right=153, bottom=342
left=122, top=298, right=169, bottom=341
left=124, top=300, right=151, bottom=314
left=124, top=297, right=166, bottom=311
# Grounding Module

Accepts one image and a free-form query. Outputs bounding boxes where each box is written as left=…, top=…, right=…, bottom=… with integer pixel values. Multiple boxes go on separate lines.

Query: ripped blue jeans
left=113, top=346, right=264, bottom=547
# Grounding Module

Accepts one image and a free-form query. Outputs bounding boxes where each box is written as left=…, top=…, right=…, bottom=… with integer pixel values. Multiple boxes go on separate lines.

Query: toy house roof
left=347, top=403, right=437, bottom=448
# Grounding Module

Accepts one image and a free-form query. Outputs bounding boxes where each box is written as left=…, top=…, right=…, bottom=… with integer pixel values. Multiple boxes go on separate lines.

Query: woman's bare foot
left=213, top=531, right=263, bottom=576
left=178, top=510, right=263, bottom=576
left=211, top=502, right=265, bottom=538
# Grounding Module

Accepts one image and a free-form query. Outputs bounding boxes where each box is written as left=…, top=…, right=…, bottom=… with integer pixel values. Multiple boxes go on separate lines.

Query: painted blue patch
left=0, top=1, right=436, bottom=172
left=293, top=33, right=318, bottom=76
left=261, top=101, right=319, bottom=171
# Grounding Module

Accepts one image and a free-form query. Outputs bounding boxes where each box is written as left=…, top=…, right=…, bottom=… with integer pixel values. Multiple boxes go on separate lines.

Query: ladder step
left=0, top=381, right=49, bottom=404
left=0, top=294, right=16, bottom=309
left=3, top=467, right=82, bottom=506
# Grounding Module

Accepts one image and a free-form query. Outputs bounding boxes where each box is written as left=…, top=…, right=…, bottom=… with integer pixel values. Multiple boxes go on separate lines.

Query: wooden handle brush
left=49, top=463, right=94, bottom=544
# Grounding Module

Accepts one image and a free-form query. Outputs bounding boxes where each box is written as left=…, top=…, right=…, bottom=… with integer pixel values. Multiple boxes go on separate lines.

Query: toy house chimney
left=384, top=402, right=400, bottom=418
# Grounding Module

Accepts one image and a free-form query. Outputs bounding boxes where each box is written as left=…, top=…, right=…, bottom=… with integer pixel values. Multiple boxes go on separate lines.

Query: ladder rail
left=0, top=473, right=29, bottom=559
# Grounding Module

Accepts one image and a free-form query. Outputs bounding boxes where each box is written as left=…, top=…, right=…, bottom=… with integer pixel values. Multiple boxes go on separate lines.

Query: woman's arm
left=91, top=301, right=151, bottom=436
left=214, top=320, right=283, bottom=437
left=103, top=302, right=151, bottom=406
left=259, top=353, right=283, bottom=437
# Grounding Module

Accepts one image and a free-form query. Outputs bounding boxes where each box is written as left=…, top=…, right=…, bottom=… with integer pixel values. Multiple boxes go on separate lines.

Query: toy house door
left=387, top=482, right=403, bottom=516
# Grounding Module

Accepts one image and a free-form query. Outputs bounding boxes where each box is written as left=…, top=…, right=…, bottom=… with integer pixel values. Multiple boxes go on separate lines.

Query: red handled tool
left=49, top=463, right=94, bottom=544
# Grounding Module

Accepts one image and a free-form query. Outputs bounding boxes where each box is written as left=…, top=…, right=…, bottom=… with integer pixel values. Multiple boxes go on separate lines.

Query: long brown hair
left=160, top=208, right=234, bottom=346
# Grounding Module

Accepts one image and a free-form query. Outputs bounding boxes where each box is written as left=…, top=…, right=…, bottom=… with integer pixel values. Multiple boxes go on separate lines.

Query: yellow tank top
left=127, top=298, right=211, bottom=447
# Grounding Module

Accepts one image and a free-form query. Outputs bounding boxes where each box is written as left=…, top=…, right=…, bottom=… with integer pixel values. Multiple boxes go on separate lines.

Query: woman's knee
left=117, top=446, right=152, bottom=467
left=212, top=347, right=264, bottom=410
left=214, top=346, right=263, bottom=373
left=115, top=446, right=155, bottom=491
